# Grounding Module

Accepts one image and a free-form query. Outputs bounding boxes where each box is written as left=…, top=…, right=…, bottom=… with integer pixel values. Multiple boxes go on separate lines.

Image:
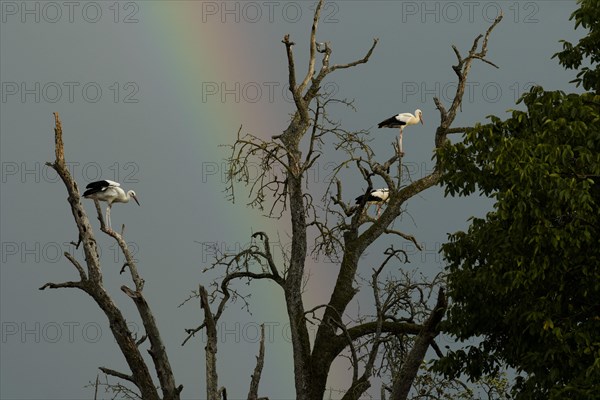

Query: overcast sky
left=1, top=1, right=582, bottom=399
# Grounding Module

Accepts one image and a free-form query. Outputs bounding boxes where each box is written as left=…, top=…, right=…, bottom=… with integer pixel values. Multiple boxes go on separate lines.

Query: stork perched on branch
left=378, top=109, right=424, bottom=155
left=355, top=188, right=390, bottom=217
left=83, top=180, right=140, bottom=228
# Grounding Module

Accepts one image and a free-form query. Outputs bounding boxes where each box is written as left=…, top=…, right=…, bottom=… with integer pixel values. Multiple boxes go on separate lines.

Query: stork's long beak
left=420, top=117, right=424, bottom=125
left=132, top=195, right=141, bottom=206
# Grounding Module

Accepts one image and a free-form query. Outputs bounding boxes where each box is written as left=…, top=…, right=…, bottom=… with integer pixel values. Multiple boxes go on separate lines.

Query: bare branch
left=251, top=232, right=282, bottom=281
left=64, top=252, right=87, bottom=281
left=443, top=13, right=503, bottom=131
left=53, top=112, right=65, bottom=166
left=219, top=387, right=228, bottom=400
left=297, top=0, right=324, bottom=93
left=247, top=324, right=266, bottom=400
left=201, top=285, right=220, bottom=400
left=93, top=374, right=99, bottom=400
left=383, top=229, right=422, bottom=252
left=96, top=202, right=144, bottom=292
left=336, top=321, right=423, bottom=354
left=99, top=367, right=135, bottom=384
left=39, top=280, right=84, bottom=291
left=282, top=34, right=305, bottom=115
left=182, top=322, right=206, bottom=346
left=136, top=335, right=148, bottom=347
left=430, top=339, right=444, bottom=359
left=446, top=127, right=471, bottom=134
left=330, top=38, right=379, bottom=73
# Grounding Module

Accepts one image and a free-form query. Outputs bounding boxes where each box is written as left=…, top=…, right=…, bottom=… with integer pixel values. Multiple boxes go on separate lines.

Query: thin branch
left=39, top=280, right=84, bottom=291
left=64, top=252, right=87, bottom=281
left=334, top=317, right=361, bottom=386
left=446, top=127, right=471, bottom=134
left=282, top=34, right=304, bottom=114
left=99, top=367, right=135, bottom=384
left=182, top=322, right=206, bottom=346
left=251, top=232, right=282, bottom=281
left=95, top=200, right=144, bottom=292
left=339, top=321, right=423, bottom=352
left=93, top=374, right=100, bottom=400
left=383, top=229, right=423, bottom=252
left=430, top=339, right=444, bottom=359
left=136, top=335, right=148, bottom=347
left=330, top=38, right=379, bottom=73
left=298, top=0, right=324, bottom=93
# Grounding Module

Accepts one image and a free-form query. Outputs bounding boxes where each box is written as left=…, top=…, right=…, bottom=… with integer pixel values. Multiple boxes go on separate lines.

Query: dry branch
left=247, top=324, right=266, bottom=400
left=200, top=285, right=220, bottom=400
left=41, top=113, right=181, bottom=400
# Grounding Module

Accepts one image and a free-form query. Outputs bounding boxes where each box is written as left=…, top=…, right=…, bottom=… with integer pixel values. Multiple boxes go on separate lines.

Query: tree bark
left=200, top=285, right=220, bottom=400
left=247, top=324, right=266, bottom=400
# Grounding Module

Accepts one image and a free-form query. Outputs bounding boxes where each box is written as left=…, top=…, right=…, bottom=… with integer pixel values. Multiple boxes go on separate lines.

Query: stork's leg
left=398, top=129, right=404, bottom=156
left=376, top=204, right=382, bottom=218
left=106, top=206, right=111, bottom=229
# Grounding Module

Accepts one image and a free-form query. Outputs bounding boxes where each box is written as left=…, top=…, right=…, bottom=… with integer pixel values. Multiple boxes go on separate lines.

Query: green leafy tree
left=554, top=0, right=600, bottom=93
left=435, top=1, right=600, bottom=399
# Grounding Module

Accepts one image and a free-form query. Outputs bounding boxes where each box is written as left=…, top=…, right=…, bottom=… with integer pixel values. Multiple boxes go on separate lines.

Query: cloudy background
left=1, top=1, right=582, bottom=399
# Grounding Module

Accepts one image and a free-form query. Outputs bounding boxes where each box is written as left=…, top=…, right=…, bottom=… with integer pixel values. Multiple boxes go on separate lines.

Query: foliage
left=436, top=86, right=600, bottom=399
left=553, top=0, right=600, bottom=93
left=435, top=2, right=600, bottom=397
left=410, top=363, right=511, bottom=400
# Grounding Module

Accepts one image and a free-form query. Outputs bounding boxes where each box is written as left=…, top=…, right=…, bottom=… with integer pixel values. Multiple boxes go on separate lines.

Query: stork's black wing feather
left=378, top=115, right=406, bottom=128
left=356, top=194, right=385, bottom=204
left=83, top=180, right=117, bottom=197
left=85, top=180, right=112, bottom=189
left=83, top=187, right=102, bottom=197
left=356, top=188, right=383, bottom=204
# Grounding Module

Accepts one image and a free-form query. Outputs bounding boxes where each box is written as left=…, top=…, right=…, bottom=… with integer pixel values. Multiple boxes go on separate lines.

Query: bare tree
left=195, top=1, right=505, bottom=399
left=43, top=115, right=270, bottom=400
left=41, top=113, right=182, bottom=400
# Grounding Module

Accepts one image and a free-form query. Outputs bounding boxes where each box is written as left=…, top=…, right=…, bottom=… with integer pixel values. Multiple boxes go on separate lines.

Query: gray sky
left=1, top=1, right=582, bottom=399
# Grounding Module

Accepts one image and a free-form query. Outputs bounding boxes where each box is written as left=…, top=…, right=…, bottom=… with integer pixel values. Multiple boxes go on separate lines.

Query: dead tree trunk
left=200, top=285, right=219, bottom=400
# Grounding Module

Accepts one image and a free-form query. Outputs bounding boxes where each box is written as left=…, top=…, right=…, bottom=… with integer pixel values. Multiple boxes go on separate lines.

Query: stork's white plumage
left=83, top=180, right=140, bottom=228
left=378, top=109, right=424, bottom=155
left=355, top=188, right=390, bottom=217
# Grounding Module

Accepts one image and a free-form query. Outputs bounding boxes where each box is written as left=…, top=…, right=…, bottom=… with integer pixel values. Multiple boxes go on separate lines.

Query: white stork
left=83, top=180, right=140, bottom=228
left=355, top=188, right=390, bottom=217
left=378, top=109, right=424, bottom=155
